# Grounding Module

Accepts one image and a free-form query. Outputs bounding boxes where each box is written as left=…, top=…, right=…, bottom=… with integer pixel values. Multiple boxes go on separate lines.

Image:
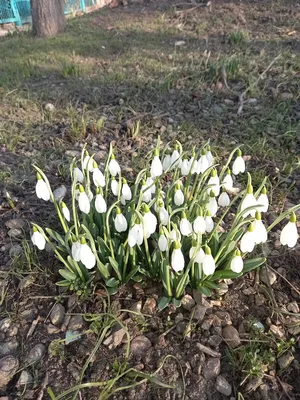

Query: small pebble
left=26, top=344, right=46, bottom=365
left=203, top=357, right=220, bottom=380
left=287, top=302, right=299, bottom=313
left=216, top=375, right=232, bottom=396
left=50, top=304, right=65, bottom=326
left=130, top=335, right=152, bottom=357
left=278, top=352, right=294, bottom=369
left=7, top=229, right=22, bottom=239
left=181, top=294, right=195, bottom=311
left=222, top=326, right=241, bottom=348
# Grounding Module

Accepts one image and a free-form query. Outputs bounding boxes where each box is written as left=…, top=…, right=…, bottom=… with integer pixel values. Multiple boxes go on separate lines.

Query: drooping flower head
left=280, top=212, right=298, bottom=248
left=36, top=173, right=51, bottom=202
left=171, top=241, right=185, bottom=272
left=257, top=186, right=269, bottom=213
left=240, top=223, right=255, bottom=253
left=31, top=226, right=46, bottom=250
left=232, top=149, right=245, bottom=175
left=78, top=184, right=90, bottom=214
left=151, top=148, right=163, bottom=177
left=109, top=153, right=121, bottom=177
left=230, top=249, right=243, bottom=273
left=203, top=246, right=215, bottom=275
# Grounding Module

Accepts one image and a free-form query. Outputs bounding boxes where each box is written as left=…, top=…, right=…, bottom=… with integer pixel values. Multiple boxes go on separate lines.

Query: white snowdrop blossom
left=230, top=250, right=243, bottom=273
left=162, top=154, right=172, bottom=171
left=71, top=241, right=81, bottom=262
left=241, top=184, right=257, bottom=218
left=114, top=208, right=128, bottom=232
left=218, top=190, right=230, bottom=207
left=232, top=149, right=245, bottom=175
left=80, top=241, right=96, bottom=269
left=169, top=229, right=181, bottom=242
left=146, top=176, right=156, bottom=194
left=158, top=204, right=169, bottom=226
left=189, top=243, right=205, bottom=264
left=179, top=213, right=193, bottom=236
left=189, top=155, right=198, bottom=175
left=193, top=212, right=206, bottom=234
left=128, top=220, right=144, bottom=247
left=171, top=146, right=181, bottom=169
left=93, top=165, right=105, bottom=188
left=111, top=178, right=119, bottom=196
left=174, top=183, right=184, bottom=206
left=87, top=189, right=93, bottom=202
left=78, top=185, right=90, bottom=214
left=205, top=212, right=214, bottom=233
left=253, top=212, right=267, bottom=244
left=222, top=169, right=233, bottom=191
left=280, top=213, right=298, bottom=248
left=141, top=180, right=152, bottom=203
left=83, top=154, right=94, bottom=172
left=62, top=202, right=70, bottom=221
left=206, top=146, right=214, bottom=166
left=121, top=179, right=132, bottom=201
left=197, top=150, right=209, bottom=174
left=151, top=149, right=163, bottom=177
left=143, top=205, right=157, bottom=238
left=208, top=169, right=220, bottom=196
left=73, top=167, right=84, bottom=183
left=171, top=242, right=185, bottom=272
left=240, top=224, right=255, bottom=253
left=257, top=187, right=269, bottom=213
left=158, top=234, right=168, bottom=252
left=31, top=228, right=46, bottom=250
left=95, top=192, right=107, bottom=213
left=202, top=247, right=215, bottom=275
left=181, top=159, right=190, bottom=176
left=108, top=154, right=121, bottom=177
left=207, top=192, right=218, bottom=217
left=36, top=174, right=51, bottom=201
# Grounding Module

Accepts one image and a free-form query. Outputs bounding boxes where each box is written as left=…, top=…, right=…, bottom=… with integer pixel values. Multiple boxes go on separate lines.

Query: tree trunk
left=31, top=0, right=66, bottom=37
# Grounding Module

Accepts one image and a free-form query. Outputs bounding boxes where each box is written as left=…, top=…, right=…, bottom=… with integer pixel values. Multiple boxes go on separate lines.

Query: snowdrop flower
left=240, top=223, right=255, bottom=253
left=179, top=212, right=193, bottom=236
left=158, top=203, right=169, bottom=226
left=162, top=152, right=172, bottom=171
left=205, top=211, right=214, bottom=233
left=208, top=169, right=220, bottom=196
left=31, top=227, right=46, bottom=250
left=202, top=246, right=215, bottom=275
left=232, top=149, right=245, bottom=175
left=83, top=152, right=94, bottom=172
left=171, top=145, right=181, bottom=169
left=181, top=158, right=190, bottom=176
left=189, top=240, right=205, bottom=264
left=241, top=184, right=257, bottom=218
left=253, top=211, right=267, bottom=244
left=128, top=218, right=144, bottom=247
left=222, top=169, right=233, bottom=192
left=141, top=180, right=152, bottom=203
left=146, top=174, right=156, bottom=194
left=207, top=191, right=218, bottom=217
left=78, top=185, right=90, bottom=214
left=61, top=202, right=70, bottom=222
left=95, top=189, right=107, bottom=213
left=92, top=162, right=105, bottom=187
left=36, top=173, right=51, bottom=201
left=150, top=148, right=163, bottom=177
left=206, top=145, right=214, bottom=167
left=171, top=241, right=185, bottom=272
left=230, top=249, right=243, bottom=273
left=193, top=209, right=206, bottom=234
left=108, top=154, right=121, bottom=177
left=71, top=241, right=81, bottom=262
left=174, top=183, right=184, bottom=206
left=280, top=212, right=298, bottom=248
left=197, top=149, right=209, bottom=174
left=121, top=178, right=132, bottom=201
left=87, top=189, right=93, bottom=202
left=169, top=229, right=181, bottom=242
left=189, top=152, right=198, bottom=175
left=111, top=177, right=119, bottom=197
left=114, top=207, right=128, bottom=232
left=143, top=204, right=157, bottom=238
left=218, top=188, right=230, bottom=207
left=257, top=186, right=269, bottom=213
left=79, top=238, right=96, bottom=269
left=158, top=232, right=168, bottom=252
left=73, top=167, right=84, bottom=183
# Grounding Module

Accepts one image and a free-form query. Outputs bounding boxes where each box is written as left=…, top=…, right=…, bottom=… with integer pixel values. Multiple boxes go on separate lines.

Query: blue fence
left=0, top=0, right=95, bottom=26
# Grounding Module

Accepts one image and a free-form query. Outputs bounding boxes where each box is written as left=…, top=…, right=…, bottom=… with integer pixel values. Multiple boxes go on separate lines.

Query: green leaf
left=211, top=270, right=242, bottom=280
left=199, top=286, right=212, bottom=296
left=105, top=277, right=120, bottom=288
left=46, top=228, right=66, bottom=247
left=107, top=286, right=119, bottom=295
left=158, top=296, right=171, bottom=310
left=59, top=269, right=76, bottom=281
left=109, top=256, right=122, bottom=281
left=131, top=273, right=143, bottom=283
left=56, top=280, right=71, bottom=287
left=243, top=257, right=266, bottom=273
left=172, top=298, right=181, bottom=307
left=203, top=281, right=220, bottom=289
left=125, top=266, right=139, bottom=283
left=210, top=233, right=220, bottom=257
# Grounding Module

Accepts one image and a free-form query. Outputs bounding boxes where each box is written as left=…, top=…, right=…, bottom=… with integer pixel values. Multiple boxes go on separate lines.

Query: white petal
left=208, top=175, right=220, bottom=196
left=169, top=230, right=181, bottom=242
left=159, top=207, right=169, bottom=226
left=253, top=220, right=267, bottom=244
left=257, top=193, right=269, bottom=212
left=83, top=156, right=93, bottom=172
left=241, top=194, right=257, bottom=217
left=36, top=180, right=50, bottom=201
left=206, top=151, right=214, bottom=166
left=181, top=160, right=190, bottom=176
left=280, top=221, right=298, bottom=248
left=78, top=192, right=90, bottom=214
left=143, top=211, right=157, bottom=237
left=151, top=156, right=163, bottom=177
left=218, top=192, right=230, bottom=207
left=179, top=218, right=193, bottom=236
left=62, top=206, right=70, bottom=221
left=171, top=150, right=180, bottom=169
left=171, top=248, right=185, bottom=272
left=203, top=254, right=215, bottom=275
left=189, top=247, right=205, bottom=264
left=122, top=184, right=132, bottom=201
left=146, top=177, right=156, bottom=194
left=189, top=157, right=198, bottom=174
left=193, top=216, right=206, bottom=234
left=205, top=216, right=214, bottom=233
left=230, top=255, right=243, bottom=273
left=114, top=214, right=128, bottom=232
left=73, top=167, right=84, bottom=183
left=128, top=226, right=138, bottom=247
left=163, top=154, right=172, bottom=171
left=207, top=197, right=218, bottom=217
left=72, top=241, right=81, bottom=262
left=174, top=190, right=184, bottom=206
left=31, top=231, right=46, bottom=250
left=111, top=180, right=119, bottom=196
left=240, top=231, right=255, bottom=253
left=158, top=235, right=168, bottom=251
left=222, top=174, right=233, bottom=191
left=93, top=168, right=105, bottom=187
left=197, top=155, right=209, bottom=174
left=109, top=159, right=121, bottom=176
left=80, top=243, right=96, bottom=269
left=142, top=186, right=152, bottom=203
left=95, top=194, right=107, bottom=213
left=232, top=156, right=245, bottom=175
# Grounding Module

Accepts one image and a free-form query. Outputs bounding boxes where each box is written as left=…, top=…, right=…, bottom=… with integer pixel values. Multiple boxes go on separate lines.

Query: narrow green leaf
left=199, top=286, right=212, bottom=296
left=158, top=296, right=171, bottom=310
left=243, top=257, right=266, bottom=273
left=211, top=270, right=242, bottom=280
left=46, top=228, right=66, bottom=247
left=109, top=256, right=122, bottom=281
left=105, top=277, right=120, bottom=288
left=59, top=269, right=76, bottom=281
left=203, top=281, right=220, bottom=289
left=56, top=280, right=71, bottom=287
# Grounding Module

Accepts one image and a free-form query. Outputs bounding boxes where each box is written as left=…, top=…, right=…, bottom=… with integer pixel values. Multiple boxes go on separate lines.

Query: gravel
left=203, top=357, right=221, bottom=380
left=216, top=375, right=232, bottom=396
left=130, top=335, right=152, bottom=357
left=26, top=344, right=46, bottom=365
left=0, top=355, right=19, bottom=388
left=50, top=304, right=65, bottom=326
left=222, top=326, right=241, bottom=348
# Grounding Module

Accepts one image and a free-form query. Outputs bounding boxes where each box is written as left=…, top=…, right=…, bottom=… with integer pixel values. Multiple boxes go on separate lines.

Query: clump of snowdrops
left=31, top=138, right=299, bottom=308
